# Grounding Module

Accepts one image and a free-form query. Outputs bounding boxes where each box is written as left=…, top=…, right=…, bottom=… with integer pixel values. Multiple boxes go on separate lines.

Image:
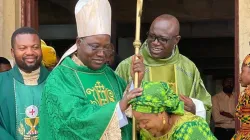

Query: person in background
left=41, top=40, right=58, bottom=71
left=106, top=44, right=122, bottom=70
left=212, top=76, right=235, bottom=140
left=0, top=57, right=11, bottom=72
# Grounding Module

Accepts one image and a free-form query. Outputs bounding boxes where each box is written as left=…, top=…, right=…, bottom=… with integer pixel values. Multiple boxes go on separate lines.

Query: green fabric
left=140, top=112, right=217, bottom=140
left=39, top=57, right=132, bottom=140
left=0, top=65, right=49, bottom=140
left=130, top=81, right=184, bottom=115
left=150, top=65, right=177, bottom=93
left=15, top=80, right=45, bottom=140
left=115, top=41, right=212, bottom=122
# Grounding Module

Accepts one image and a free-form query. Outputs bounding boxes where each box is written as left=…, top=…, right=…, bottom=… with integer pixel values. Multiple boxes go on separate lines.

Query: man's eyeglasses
left=79, top=38, right=114, bottom=56
left=147, top=32, right=179, bottom=44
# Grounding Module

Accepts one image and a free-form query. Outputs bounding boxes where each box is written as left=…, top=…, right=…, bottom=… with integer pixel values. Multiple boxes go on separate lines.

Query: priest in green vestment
left=116, top=14, right=212, bottom=122
left=0, top=27, right=49, bottom=140
left=38, top=0, right=144, bottom=139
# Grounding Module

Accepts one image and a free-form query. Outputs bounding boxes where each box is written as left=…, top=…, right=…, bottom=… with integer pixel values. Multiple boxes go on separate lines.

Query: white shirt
left=212, top=91, right=235, bottom=129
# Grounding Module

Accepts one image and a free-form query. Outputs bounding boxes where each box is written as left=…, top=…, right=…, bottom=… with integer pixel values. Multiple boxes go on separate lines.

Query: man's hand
left=131, top=54, right=144, bottom=86
left=179, top=95, right=196, bottom=114
left=120, top=84, right=143, bottom=112
left=220, top=111, right=234, bottom=118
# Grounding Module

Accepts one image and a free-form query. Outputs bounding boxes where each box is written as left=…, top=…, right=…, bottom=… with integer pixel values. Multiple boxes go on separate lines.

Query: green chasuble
left=39, top=57, right=132, bottom=140
left=0, top=65, right=49, bottom=140
left=140, top=112, right=217, bottom=140
left=116, top=42, right=212, bottom=122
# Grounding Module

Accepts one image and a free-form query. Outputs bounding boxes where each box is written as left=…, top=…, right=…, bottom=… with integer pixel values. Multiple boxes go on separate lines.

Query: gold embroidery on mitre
left=86, top=81, right=115, bottom=106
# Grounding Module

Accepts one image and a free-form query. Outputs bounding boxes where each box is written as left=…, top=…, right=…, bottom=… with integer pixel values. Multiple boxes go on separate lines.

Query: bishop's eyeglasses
left=79, top=38, right=114, bottom=56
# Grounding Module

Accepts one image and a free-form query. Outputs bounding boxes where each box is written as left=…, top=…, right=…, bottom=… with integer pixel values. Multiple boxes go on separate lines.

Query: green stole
left=15, top=80, right=45, bottom=140
left=141, top=43, right=179, bottom=93
left=0, top=65, right=49, bottom=140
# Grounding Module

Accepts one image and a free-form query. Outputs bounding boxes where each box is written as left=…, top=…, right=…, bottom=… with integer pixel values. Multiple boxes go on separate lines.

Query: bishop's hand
left=120, top=84, right=143, bottom=112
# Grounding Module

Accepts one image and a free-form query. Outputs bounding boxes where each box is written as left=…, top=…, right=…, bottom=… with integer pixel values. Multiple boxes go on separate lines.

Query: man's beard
left=223, top=86, right=234, bottom=94
left=15, top=57, right=41, bottom=72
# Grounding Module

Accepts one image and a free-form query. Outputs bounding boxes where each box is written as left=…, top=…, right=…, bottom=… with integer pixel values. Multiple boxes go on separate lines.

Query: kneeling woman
left=130, top=81, right=216, bottom=140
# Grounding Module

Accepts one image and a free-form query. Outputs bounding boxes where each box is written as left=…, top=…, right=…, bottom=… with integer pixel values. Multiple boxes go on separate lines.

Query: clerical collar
left=19, top=68, right=40, bottom=85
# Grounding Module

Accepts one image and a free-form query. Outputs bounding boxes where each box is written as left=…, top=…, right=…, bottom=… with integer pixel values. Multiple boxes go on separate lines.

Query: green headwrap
left=130, top=81, right=184, bottom=115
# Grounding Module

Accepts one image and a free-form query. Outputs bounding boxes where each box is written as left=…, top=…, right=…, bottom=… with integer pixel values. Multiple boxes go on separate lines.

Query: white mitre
left=75, top=0, right=111, bottom=37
